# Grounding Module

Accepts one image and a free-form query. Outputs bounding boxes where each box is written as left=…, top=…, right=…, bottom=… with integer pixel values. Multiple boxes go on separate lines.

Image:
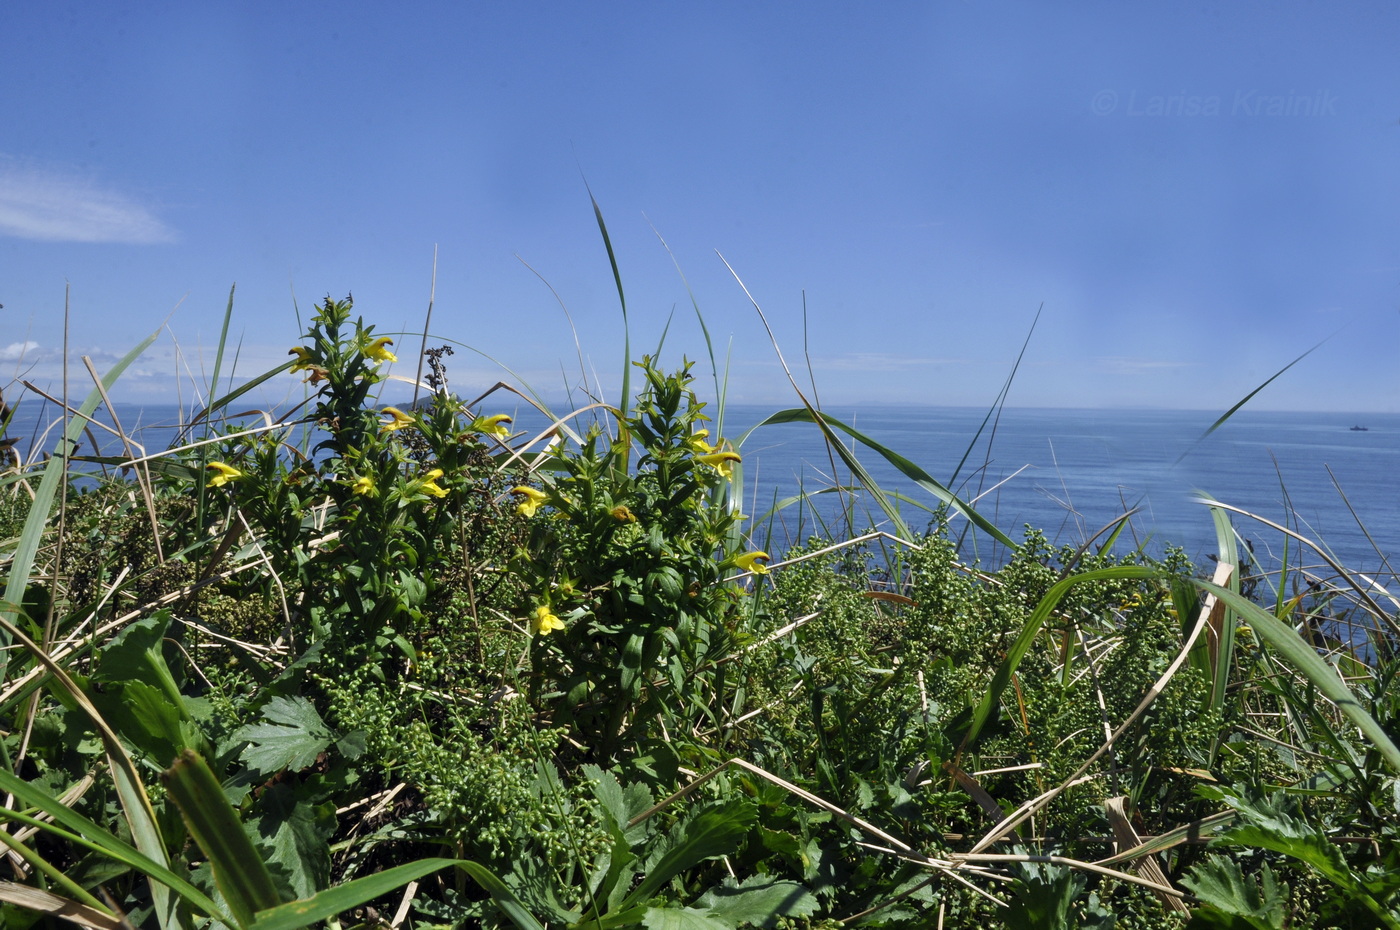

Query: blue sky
left=3, top=2, right=1398, bottom=412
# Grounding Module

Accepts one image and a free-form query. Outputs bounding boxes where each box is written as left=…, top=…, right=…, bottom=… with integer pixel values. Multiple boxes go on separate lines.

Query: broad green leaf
left=253, top=784, right=336, bottom=900
left=695, top=876, right=819, bottom=927
left=233, top=696, right=334, bottom=775
left=93, top=612, right=183, bottom=705
left=88, top=679, right=199, bottom=766
left=641, top=906, right=732, bottom=930
left=1181, top=855, right=1288, bottom=929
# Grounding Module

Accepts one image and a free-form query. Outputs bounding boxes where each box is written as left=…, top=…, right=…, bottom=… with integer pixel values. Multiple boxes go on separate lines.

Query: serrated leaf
left=254, top=783, right=336, bottom=900
left=1181, top=855, right=1287, bottom=929
left=234, top=697, right=333, bottom=775
left=642, top=905, right=733, bottom=930
left=696, top=876, right=819, bottom=928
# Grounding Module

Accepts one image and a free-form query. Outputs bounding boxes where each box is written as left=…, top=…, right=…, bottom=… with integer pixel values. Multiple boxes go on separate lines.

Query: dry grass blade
left=1094, top=810, right=1235, bottom=867
left=0, top=882, right=126, bottom=930
left=630, top=757, right=946, bottom=866
left=948, top=853, right=1191, bottom=900
left=1103, top=796, right=1189, bottom=914
left=969, top=562, right=1233, bottom=854
left=80, top=355, right=164, bottom=564
left=945, top=762, right=1021, bottom=840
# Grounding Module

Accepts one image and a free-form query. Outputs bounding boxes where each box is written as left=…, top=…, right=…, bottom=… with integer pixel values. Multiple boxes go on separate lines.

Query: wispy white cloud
left=0, top=341, right=40, bottom=361
left=0, top=155, right=175, bottom=244
left=1094, top=356, right=1194, bottom=376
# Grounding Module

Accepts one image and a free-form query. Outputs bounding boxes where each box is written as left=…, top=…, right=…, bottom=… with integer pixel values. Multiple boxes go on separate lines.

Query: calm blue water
left=720, top=405, right=1400, bottom=576
left=6, top=401, right=1397, bottom=577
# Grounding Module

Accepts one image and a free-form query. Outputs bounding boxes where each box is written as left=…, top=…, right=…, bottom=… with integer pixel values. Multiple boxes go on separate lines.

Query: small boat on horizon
left=1350, top=425, right=1369, bottom=431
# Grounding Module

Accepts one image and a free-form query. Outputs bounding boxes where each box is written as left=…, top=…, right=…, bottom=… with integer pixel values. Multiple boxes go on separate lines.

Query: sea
left=5, top=400, right=1397, bottom=580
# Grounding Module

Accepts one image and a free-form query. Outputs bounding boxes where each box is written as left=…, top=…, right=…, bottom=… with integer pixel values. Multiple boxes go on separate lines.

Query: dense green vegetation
left=2, top=290, right=1399, bottom=930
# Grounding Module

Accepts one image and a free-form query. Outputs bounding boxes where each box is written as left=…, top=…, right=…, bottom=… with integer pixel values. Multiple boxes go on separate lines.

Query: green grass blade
left=1196, top=580, right=1400, bottom=773
left=207, top=284, right=237, bottom=409
left=585, top=183, right=631, bottom=421
left=1173, top=337, right=1331, bottom=467
left=0, top=769, right=227, bottom=922
left=247, top=859, right=542, bottom=930
left=740, top=408, right=1017, bottom=548
left=948, top=303, right=1040, bottom=489
left=164, top=749, right=284, bottom=927
left=1, top=325, right=160, bottom=654
left=1204, top=499, right=1241, bottom=717
left=188, top=360, right=297, bottom=433
left=956, top=565, right=1160, bottom=752
left=0, top=613, right=185, bottom=930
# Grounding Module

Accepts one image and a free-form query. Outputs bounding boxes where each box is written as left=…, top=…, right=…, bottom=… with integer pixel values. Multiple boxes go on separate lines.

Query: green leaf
left=1210, top=792, right=1354, bottom=890
left=957, top=565, right=1159, bottom=750
left=738, top=407, right=1017, bottom=548
left=624, top=800, right=757, bottom=910
left=248, top=859, right=495, bottom=930
left=253, top=784, right=336, bottom=900
left=641, top=906, right=732, bottom=930
left=1005, top=859, right=1084, bottom=930
left=93, top=611, right=183, bottom=705
left=1181, top=855, right=1288, bottom=929
left=695, top=876, right=819, bottom=928
left=233, top=696, right=334, bottom=775
left=88, top=679, right=198, bottom=766
left=1196, top=581, right=1400, bottom=774
left=164, top=749, right=285, bottom=927
left=2, top=324, right=160, bottom=659
left=0, top=768, right=228, bottom=923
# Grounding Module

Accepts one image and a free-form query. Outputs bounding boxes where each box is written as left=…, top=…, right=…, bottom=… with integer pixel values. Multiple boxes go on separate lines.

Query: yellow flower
left=530, top=605, right=566, bottom=636
left=379, top=406, right=414, bottom=433
left=610, top=505, right=637, bottom=523
left=511, top=486, right=547, bottom=517
left=733, top=551, right=771, bottom=575
left=419, top=468, right=448, bottom=498
left=288, top=346, right=314, bottom=371
left=364, top=336, right=397, bottom=363
left=696, top=450, right=742, bottom=479
left=350, top=475, right=375, bottom=496
left=685, top=429, right=718, bottom=454
left=471, top=413, right=513, bottom=439
left=206, top=462, right=244, bottom=488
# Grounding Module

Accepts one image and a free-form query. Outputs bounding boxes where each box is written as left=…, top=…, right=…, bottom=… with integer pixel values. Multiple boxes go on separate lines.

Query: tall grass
left=1, top=222, right=1397, bottom=928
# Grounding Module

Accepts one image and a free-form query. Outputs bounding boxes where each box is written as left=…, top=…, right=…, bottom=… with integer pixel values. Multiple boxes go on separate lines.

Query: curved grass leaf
left=2, top=324, right=160, bottom=655
left=956, top=565, right=1160, bottom=752
left=164, top=749, right=284, bottom=927
left=740, top=407, right=1016, bottom=549
left=1195, top=580, right=1400, bottom=773
left=247, top=859, right=542, bottom=930
left=0, top=768, right=227, bottom=922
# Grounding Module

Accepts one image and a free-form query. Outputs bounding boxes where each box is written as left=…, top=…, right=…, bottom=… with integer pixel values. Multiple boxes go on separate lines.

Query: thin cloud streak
left=0, top=156, right=175, bottom=244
